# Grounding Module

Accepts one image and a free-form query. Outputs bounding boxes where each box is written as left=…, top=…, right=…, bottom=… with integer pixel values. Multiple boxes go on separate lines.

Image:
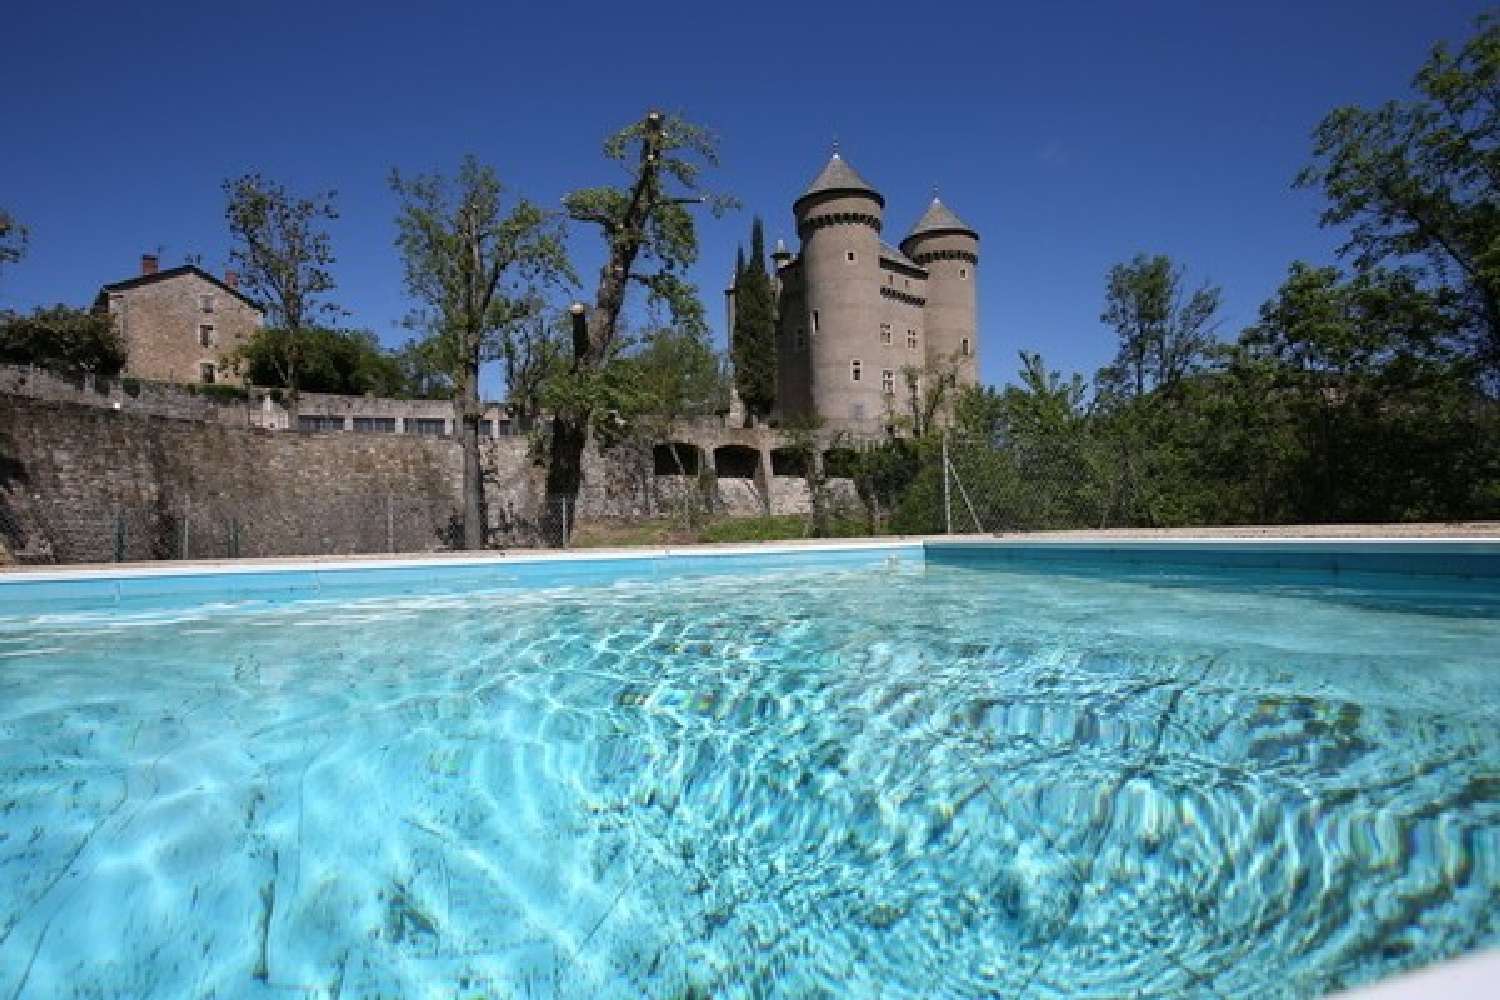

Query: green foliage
left=0, top=208, right=27, bottom=279
left=0, top=304, right=126, bottom=380
left=228, top=326, right=414, bottom=397
left=1298, top=13, right=1500, bottom=370
left=732, top=217, right=777, bottom=419
left=1098, top=253, right=1221, bottom=399
left=391, top=154, right=573, bottom=548
left=223, top=174, right=340, bottom=394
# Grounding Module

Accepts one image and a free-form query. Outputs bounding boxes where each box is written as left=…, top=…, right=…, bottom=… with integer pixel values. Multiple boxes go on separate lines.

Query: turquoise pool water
left=0, top=549, right=1497, bottom=998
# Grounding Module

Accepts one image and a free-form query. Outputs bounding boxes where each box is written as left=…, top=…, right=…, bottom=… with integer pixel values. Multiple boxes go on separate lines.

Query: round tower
left=900, top=197, right=979, bottom=389
left=792, top=151, right=885, bottom=427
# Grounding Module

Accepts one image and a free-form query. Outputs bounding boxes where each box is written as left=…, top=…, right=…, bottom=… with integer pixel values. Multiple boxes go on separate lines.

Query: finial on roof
left=931, top=184, right=940, bottom=202
left=832, top=137, right=840, bottom=158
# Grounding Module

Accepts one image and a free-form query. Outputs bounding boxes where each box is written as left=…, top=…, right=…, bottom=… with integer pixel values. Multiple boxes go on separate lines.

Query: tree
left=391, top=155, right=571, bottom=549
left=499, top=309, right=570, bottom=429
left=1098, top=253, right=1221, bottom=399
left=223, top=175, right=339, bottom=403
left=0, top=305, right=126, bottom=380
left=227, top=326, right=409, bottom=397
left=1297, top=14, right=1500, bottom=372
left=732, top=217, right=776, bottom=422
left=1237, top=261, right=1489, bottom=520
left=546, top=110, right=731, bottom=533
left=0, top=208, right=26, bottom=281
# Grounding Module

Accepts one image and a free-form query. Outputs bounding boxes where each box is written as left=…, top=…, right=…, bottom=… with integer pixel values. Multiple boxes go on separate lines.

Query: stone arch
left=653, top=442, right=701, bottom=476
left=713, top=444, right=760, bottom=480
left=770, top=447, right=807, bottom=478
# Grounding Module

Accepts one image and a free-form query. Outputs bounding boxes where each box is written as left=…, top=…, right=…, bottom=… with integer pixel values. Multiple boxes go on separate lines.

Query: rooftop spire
left=795, top=148, right=884, bottom=210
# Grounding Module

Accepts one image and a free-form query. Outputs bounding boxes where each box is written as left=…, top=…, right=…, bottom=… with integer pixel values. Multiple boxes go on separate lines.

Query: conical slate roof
left=794, top=152, right=884, bottom=209
left=904, top=197, right=978, bottom=241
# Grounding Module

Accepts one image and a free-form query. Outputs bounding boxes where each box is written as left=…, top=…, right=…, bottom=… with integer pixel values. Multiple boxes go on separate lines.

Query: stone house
left=93, top=254, right=264, bottom=385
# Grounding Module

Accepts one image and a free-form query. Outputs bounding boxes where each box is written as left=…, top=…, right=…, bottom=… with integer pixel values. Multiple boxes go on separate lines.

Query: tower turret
left=790, top=151, right=885, bottom=426
left=900, top=196, right=979, bottom=390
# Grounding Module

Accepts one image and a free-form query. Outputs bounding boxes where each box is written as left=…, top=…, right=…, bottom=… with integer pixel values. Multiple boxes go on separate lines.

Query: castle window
left=880, top=323, right=892, bottom=346
left=850, top=359, right=862, bottom=382
left=200, top=294, right=215, bottom=314
left=298, top=415, right=346, bottom=432
left=846, top=251, right=856, bottom=263
left=407, top=417, right=447, bottom=436
left=353, top=417, right=396, bottom=433
left=881, top=369, right=895, bottom=394
left=961, top=337, right=971, bottom=356
left=198, top=324, right=214, bottom=348
left=959, top=268, right=969, bottom=280
left=812, top=309, right=820, bottom=333
left=907, top=330, right=918, bottom=350
left=199, top=362, right=216, bottom=384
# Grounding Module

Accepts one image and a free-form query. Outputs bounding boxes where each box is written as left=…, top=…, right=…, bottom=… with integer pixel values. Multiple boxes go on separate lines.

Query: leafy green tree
left=1098, top=253, right=1221, bottom=399
left=393, top=337, right=455, bottom=400
left=0, top=208, right=26, bottom=281
left=223, top=175, right=339, bottom=403
left=390, top=155, right=571, bottom=549
left=499, top=309, right=570, bottom=428
left=227, top=326, right=408, bottom=397
left=0, top=305, right=126, bottom=380
left=546, top=110, right=731, bottom=532
left=1238, top=261, right=1492, bottom=520
left=1298, top=14, right=1500, bottom=371
left=732, top=217, right=776, bottom=422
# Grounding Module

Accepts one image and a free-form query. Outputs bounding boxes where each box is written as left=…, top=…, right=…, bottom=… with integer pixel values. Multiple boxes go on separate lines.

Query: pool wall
left=0, top=537, right=1496, bottom=610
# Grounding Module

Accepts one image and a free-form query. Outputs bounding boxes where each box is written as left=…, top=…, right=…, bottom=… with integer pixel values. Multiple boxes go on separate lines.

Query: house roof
left=903, top=197, right=978, bottom=242
left=96, top=264, right=264, bottom=314
left=794, top=152, right=884, bottom=210
left=879, top=241, right=925, bottom=272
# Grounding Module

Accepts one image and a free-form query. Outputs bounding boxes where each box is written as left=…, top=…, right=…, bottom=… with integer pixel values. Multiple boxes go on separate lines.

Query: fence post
left=386, top=493, right=395, bottom=553
left=942, top=430, right=953, bottom=535
left=112, top=508, right=126, bottom=562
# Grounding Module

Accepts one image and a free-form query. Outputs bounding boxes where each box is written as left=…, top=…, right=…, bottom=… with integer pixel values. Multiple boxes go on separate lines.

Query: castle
left=731, top=150, right=980, bottom=431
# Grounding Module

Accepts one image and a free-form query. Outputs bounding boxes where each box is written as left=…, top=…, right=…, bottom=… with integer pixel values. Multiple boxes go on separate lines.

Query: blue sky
left=1, top=1, right=1490, bottom=395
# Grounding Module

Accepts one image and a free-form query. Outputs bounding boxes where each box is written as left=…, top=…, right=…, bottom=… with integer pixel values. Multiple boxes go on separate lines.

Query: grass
left=568, top=513, right=886, bottom=548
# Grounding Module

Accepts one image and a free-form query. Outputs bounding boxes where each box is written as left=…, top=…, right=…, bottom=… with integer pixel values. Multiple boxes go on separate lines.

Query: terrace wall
left=0, top=395, right=865, bottom=561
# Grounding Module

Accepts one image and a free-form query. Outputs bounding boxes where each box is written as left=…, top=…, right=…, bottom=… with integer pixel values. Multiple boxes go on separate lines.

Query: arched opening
left=714, top=445, right=760, bottom=480
left=770, top=447, right=807, bottom=478
left=653, top=442, right=701, bottom=476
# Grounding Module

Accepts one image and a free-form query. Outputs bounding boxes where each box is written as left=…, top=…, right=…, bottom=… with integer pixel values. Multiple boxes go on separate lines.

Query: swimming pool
left=0, top=540, right=1496, bottom=998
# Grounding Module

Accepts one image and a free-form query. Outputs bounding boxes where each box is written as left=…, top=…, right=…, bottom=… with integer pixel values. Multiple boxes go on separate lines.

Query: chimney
left=140, top=253, right=159, bottom=276
left=224, top=268, right=239, bottom=290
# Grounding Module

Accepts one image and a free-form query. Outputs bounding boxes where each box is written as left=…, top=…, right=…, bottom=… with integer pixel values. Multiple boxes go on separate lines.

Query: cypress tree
left=732, top=217, right=777, bottom=422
